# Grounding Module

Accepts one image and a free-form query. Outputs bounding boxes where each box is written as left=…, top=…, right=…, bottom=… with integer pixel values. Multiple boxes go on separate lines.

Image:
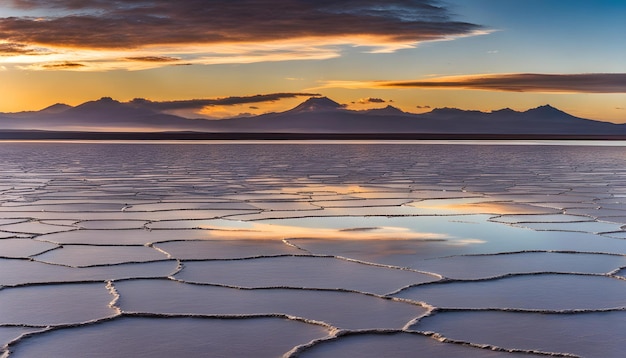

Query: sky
left=0, top=0, right=625, bottom=122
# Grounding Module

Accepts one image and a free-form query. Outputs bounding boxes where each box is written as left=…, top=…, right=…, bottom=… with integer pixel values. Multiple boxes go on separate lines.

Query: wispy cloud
left=41, top=61, right=85, bottom=69
left=0, top=0, right=485, bottom=70
left=318, top=73, right=626, bottom=93
left=357, top=97, right=387, bottom=104
left=11, top=42, right=343, bottom=71
left=125, top=56, right=180, bottom=63
left=0, top=41, right=50, bottom=56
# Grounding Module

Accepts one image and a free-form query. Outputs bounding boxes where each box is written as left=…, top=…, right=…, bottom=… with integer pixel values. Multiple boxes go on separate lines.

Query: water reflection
left=406, top=198, right=558, bottom=215
left=186, top=219, right=452, bottom=241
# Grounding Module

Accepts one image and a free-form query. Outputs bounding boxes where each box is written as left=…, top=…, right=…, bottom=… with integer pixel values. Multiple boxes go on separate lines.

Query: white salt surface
left=39, top=229, right=213, bottom=245
left=0, top=327, right=44, bottom=354
left=513, top=220, right=623, bottom=233
left=413, top=252, right=626, bottom=279
left=175, top=256, right=438, bottom=294
left=490, top=214, right=594, bottom=224
left=395, top=274, right=626, bottom=310
left=0, top=221, right=76, bottom=235
left=115, top=278, right=427, bottom=330
left=0, top=238, right=58, bottom=258
left=8, top=317, right=329, bottom=358
left=154, top=239, right=303, bottom=260
left=415, top=311, right=626, bottom=357
left=77, top=220, right=149, bottom=229
left=0, top=283, right=117, bottom=326
left=33, top=245, right=168, bottom=267
left=298, top=332, right=539, bottom=357
left=0, top=258, right=179, bottom=286
left=1, top=142, right=625, bottom=357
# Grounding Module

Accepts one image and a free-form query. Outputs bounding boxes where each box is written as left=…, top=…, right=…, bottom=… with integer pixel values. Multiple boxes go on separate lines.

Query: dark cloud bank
left=130, top=93, right=320, bottom=111
left=384, top=73, right=626, bottom=93
left=2, top=1, right=482, bottom=48
left=125, top=56, right=181, bottom=63
left=42, top=61, right=85, bottom=69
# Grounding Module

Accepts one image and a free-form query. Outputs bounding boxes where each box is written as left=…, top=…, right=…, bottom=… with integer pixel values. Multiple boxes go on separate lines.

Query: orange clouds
left=0, top=0, right=485, bottom=70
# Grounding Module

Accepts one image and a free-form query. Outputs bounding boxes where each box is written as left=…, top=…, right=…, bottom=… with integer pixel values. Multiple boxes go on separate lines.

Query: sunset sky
left=1, top=0, right=625, bottom=122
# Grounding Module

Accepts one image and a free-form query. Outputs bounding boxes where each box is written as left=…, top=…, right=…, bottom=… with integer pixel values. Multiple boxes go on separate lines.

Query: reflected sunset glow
left=196, top=221, right=451, bottom=241
left=407, top=199, right=554, bottom=215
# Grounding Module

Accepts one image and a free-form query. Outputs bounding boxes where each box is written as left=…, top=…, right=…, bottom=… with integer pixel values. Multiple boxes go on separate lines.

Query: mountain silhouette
left=0, top=96, right=624, bottom=136
left=40, top=103, right=73, bottom=114
left=64, top=97, right=157, bottom=120
left=364, top=105, right=408, bottom=116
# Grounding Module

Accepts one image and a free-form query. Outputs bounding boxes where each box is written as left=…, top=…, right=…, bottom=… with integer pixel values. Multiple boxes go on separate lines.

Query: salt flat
left=1, top=141, right=625, bottom=357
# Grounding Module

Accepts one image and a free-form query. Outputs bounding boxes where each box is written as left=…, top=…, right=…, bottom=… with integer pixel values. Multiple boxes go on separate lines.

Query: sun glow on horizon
left=0, top=0, right=624, bottom=124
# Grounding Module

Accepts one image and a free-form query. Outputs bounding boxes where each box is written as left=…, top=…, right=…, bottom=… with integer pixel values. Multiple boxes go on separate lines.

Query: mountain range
left=1, top=96, right=624, bottom=137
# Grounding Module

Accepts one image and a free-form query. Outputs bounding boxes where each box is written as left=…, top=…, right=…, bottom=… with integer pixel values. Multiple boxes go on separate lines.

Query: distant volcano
left=287, top=97, right=344, bottom=113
